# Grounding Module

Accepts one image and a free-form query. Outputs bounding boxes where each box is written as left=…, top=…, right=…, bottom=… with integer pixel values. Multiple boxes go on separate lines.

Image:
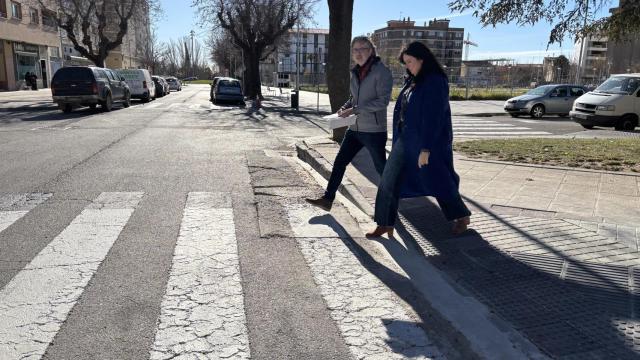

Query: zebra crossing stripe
left=452, top=123, right=516, bottom=127
left=287, top=204, right=443, bottom=359
left=455, top=131, right=551, bottom=135
left=0, top=192, right=143, bottom=359
left=453, top=127, right=535, bottom=131
left=150, top=192, right=250, bottom=360
left=0, top=193, right=52, bottom=233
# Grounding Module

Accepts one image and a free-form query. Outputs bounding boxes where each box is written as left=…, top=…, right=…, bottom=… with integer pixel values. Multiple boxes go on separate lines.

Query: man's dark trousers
left=324, top=129, right=387, bottom=201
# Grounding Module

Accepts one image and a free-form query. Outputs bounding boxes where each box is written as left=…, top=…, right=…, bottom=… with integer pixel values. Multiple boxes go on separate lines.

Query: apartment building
left=371, top=18, right=464, bottom=82
left=574, top=36, right=609, bottom=83
left=0, top=0, right=61, bottom=90
left=261, top=28, right=328, bottom=87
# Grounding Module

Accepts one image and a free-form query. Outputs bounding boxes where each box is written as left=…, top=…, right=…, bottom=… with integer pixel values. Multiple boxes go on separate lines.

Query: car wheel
left=60, top=104, right=72, bottom=113
left=581, top=124, right=594, bottom=129
left=122, top=92, right=131, bottom=108
left=509, top=113, right=519, bottom=118
left=615, top=115, right=638, bottom=131
left=530, top=104, right=545, bottom=118
left=101, top=93, right=113, bottom=112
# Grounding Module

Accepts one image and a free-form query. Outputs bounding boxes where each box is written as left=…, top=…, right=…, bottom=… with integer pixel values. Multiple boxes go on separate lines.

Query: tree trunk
left=243, top=51, right=262, bottom=100
left=327, top=0, right=353, bottom=142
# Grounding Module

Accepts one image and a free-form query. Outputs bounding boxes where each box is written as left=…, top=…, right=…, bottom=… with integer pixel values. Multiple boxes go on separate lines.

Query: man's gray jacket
left=341, top=57, right=393, bottom=133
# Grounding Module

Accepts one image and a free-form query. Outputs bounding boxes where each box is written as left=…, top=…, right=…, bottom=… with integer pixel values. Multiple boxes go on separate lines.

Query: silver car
left=504, top=84, right=586, bottom=118
left=164, top=76, right=182, bottom=91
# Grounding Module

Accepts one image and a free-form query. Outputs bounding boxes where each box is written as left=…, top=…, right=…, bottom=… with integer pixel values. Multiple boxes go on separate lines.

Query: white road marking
left=150, top=192, right=250, bottom=360
left=287, top=203, right=443, bottom=359
left=0, top=192, right=143, bottom=359
left=0, top=193, right=52, bottom=233
left=454, top=131, right=551, bottom=135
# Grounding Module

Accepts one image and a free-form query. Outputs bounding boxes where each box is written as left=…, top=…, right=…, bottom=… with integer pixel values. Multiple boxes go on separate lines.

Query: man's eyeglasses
left=352, top=47, right=371, bottom=54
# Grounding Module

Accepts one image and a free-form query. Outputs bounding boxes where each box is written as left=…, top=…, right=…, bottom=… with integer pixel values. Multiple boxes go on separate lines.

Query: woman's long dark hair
left=398, top=41, right=446, bottom=83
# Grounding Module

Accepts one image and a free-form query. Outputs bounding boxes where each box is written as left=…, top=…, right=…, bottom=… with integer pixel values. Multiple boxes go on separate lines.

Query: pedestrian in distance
left=24, top=72, right=31, bottom=89
left=366, top=41, right=471, bottom=238
left=30, top=72, right=38, bottom=90
left=306, top=36, right=393, bottom=211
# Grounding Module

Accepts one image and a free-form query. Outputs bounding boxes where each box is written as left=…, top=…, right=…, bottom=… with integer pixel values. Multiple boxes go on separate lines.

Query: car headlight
left=596, top=105, right=615, bottom=111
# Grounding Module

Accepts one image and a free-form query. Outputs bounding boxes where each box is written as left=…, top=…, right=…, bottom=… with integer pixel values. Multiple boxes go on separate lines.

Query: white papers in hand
left=323, top=113, right=356, bottom=129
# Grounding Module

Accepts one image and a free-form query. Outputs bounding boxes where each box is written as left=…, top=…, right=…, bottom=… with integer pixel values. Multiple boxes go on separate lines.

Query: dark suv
left=51, top=66, right=131, bottom=113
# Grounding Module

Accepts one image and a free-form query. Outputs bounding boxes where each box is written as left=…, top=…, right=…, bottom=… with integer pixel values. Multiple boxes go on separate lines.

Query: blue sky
left=155, top=0, right=613, bottom=64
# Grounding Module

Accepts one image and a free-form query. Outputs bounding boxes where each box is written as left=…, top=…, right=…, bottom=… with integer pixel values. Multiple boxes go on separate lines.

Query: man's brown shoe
left=305, top=197, right=333, bottom=211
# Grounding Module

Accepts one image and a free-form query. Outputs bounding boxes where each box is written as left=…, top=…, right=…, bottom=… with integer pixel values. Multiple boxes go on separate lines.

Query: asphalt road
left=0, top=85, right=362, bottom=359
left=0, top=84, right=636, bottom=359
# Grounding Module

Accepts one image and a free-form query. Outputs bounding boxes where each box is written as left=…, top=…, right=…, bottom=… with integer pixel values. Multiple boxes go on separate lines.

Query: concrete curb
left=454, top=154, right=640, bottom=178
left=0, top=105, right=57, bottom=112
left=296, top=140, right=374, bottom=218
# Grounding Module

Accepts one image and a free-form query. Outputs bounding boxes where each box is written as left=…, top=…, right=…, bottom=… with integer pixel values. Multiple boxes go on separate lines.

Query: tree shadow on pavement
left=307, top=213, right=472, bottom=359
left=320, top=151, right=640, bottom=358
left=389, top=196, right=640, bottom=359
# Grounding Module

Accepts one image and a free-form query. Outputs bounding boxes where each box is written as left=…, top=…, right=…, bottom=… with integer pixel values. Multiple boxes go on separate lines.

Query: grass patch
left=183, top=80, right=211, bottom=85
left=454, top=138, right=640, bottom=173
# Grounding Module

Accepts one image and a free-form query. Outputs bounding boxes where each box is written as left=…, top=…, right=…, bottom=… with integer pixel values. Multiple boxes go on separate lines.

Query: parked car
left=570, top=73, right=640, bottom=130
left=152, top=75, right=169, bottom=97
left=182, top=76, right=197, bottom=82
left=51, top=66, right=131, bottom=113
left=165, top=76, right=182, bottom=91
left=209, top=76, right=223, bottom=101
left=504, top=84, right=586, bottom=118
left=211, top=77, right=244, bottom=105
left=116, top=68, right=156, bottom=102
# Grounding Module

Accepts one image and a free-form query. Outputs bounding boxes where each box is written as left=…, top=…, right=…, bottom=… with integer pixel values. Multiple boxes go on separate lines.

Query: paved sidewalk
left=297, top=135, right=640, bottom=359
left=0, top=88, right=56, bottom=111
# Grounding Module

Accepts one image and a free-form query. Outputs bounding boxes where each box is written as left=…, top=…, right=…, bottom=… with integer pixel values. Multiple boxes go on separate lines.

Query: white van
left=570, top=73, right=640, bottom=130
left=116, top=69, right=156, bottom=102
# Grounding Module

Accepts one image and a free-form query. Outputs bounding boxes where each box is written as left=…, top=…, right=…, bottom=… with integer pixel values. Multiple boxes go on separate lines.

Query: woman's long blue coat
left=392, top=72, right=462, bottom=200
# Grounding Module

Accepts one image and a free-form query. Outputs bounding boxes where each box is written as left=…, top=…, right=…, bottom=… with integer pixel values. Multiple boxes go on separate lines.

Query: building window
left=0, top=0, right=7, bottom=18
left=42, top=8, right=57, bottom=29
left=11, top=1, right=22, bottom=19
left=29, top=7, right=38, bottom=24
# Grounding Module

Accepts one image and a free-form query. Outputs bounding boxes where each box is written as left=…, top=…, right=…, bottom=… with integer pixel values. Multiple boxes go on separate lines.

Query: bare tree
left=193, top=0, right=317, bottom=100
left=37, top=0, right=160, bottom=67
left=208, top=31, right=242, bottom=76
left=143, top=28, right=164, bottom=73
left=327, top=0, right=353, bottom=140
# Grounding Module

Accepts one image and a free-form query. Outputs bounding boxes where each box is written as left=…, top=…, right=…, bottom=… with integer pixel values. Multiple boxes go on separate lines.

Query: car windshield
left=53, top=68, right=93, bottom=82
left=219, top=80, right=240, bottom=88
left=526, top=85, right=554, bottom=96
left=166, top=78, right=176, bottom=83
left=594, top=76, right=640, bottom=95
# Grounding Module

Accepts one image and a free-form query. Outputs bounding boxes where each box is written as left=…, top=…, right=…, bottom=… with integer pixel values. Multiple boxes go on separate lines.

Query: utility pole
left=190, top=30, right=195, bottom=78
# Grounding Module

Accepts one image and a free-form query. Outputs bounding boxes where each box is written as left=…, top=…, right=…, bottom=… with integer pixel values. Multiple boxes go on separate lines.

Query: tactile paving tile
left=396, top=202, right=640, bottom=358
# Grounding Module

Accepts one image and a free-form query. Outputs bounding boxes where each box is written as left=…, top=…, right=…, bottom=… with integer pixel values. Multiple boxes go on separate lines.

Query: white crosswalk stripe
left=287, top=203, right=443, bottom=359
left=0, top=193, right=51, bottom=233
left=0, top=192, right=143, bottom=359
left=150, top=192, right=250, bottom=360
left=451, top=117, right=550, bottom=137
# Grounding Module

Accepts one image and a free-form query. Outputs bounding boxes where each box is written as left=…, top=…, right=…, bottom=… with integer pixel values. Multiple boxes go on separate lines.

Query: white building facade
left=261, top=28, right=328, bottom=88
